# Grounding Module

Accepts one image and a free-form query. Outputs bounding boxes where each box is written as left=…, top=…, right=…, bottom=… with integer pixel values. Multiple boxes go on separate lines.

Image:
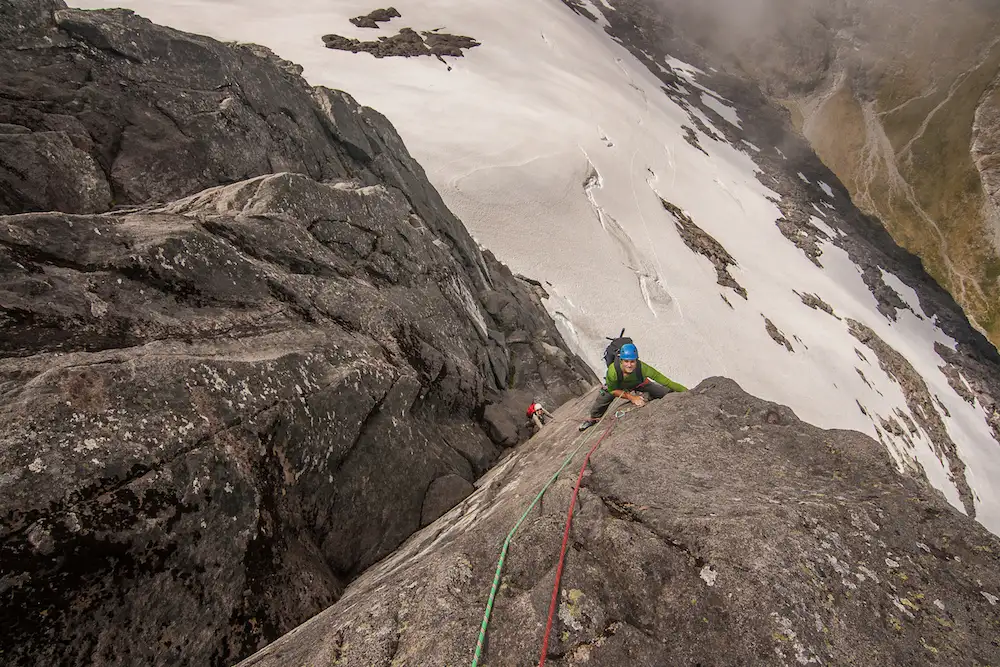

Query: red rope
left=537, top=416, right=618, bottom=666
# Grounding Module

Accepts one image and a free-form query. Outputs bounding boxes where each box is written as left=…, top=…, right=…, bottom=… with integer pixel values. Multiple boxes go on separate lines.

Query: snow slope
left=70, top=0, right=1000, bottom=533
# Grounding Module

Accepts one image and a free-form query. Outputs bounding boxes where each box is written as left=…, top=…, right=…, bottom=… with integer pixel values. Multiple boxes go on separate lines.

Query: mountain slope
left=63, top=0, right=1000, bottom=535
left=634, top=0, right=1000, bottom=352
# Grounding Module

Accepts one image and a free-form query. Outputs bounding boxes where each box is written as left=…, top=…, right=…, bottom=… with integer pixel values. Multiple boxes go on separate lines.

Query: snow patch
left=700, top=92, right=741, bottom=128
left=879, top=269, right=927, bottom=318
left=808, top=215, right=839, bottom=239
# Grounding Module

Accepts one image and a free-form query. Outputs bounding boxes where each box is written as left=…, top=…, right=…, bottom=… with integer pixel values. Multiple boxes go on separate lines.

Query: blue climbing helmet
left=618, top=343, right=638, bottom=360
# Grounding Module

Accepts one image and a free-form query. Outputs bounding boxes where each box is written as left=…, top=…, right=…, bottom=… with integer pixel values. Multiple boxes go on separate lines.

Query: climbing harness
left=537, top=415, right=619, bottom=666
left=470, top=396, right=627, bottom=667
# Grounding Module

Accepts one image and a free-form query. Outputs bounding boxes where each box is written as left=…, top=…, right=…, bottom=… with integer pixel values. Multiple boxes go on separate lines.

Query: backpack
left=602, top=329, right=643, bottom=386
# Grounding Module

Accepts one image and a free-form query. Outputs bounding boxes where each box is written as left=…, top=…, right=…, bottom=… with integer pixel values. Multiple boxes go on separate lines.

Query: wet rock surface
left=0, top=3, right=592, bottom=665
left=238, top=378, right=1000, bottom=667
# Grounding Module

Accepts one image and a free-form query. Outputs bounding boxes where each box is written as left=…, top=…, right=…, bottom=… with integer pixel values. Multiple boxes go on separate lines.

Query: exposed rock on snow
left=559, top=0, right=600, bottom=23
left=847, top=320, right=975, bottom=516
left=795, top=290, right=841, bottom=319
left=681, top=124, right=710, bottom=156
left=936, top=342, right=1000, bottom=447
left=862, top=266, right=915, bottom=322
left=322, top=27, right=480, bottom=60
left=764, top=316, right=794, bottom=352
left=349, top=7, right=401, bottom=29
left=238, top=378, right=1000, bottom=667
left=660, top=197, right=747, bottom=299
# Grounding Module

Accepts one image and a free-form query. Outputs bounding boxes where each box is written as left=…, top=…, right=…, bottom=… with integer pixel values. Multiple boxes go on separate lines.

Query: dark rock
left=764, top=316, right=794, bottom=352
left=349, top=7, right=401, bottom=29
left=0, top=5, right=594, bottom=666
left=321, top=27, right=480, bottom=59
left=423, top=31, right=482, bottom=58
left=795, top=289, right=841, bottom=319
left=660, top=196, right=747, bottom=299
left=681, top=124, right=709, bottom=155
left=861, top=265, right=915, bottom=322
left=0, top=131, right=112, bottom=213
left=421, top=474, right=475, bottom=526
left=482, top=403, right=519, bottom=447
left=0, top=3, right=357, bottom=215
left=237, top=378, right=1000, bottom=666
left=559, top=0, right=600, bottom=23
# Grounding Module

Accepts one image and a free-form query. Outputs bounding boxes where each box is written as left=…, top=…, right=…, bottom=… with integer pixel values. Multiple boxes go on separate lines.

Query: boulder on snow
left=239, top=377, right=1000, bottom=667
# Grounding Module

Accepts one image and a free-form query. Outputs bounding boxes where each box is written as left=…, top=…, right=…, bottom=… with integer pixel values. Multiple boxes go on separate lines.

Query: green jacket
left=605, top=360, right=687, bottom=393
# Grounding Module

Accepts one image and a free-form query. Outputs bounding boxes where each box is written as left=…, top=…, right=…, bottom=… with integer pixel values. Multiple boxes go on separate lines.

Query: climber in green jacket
left=579, top=342, right=687, bottom=430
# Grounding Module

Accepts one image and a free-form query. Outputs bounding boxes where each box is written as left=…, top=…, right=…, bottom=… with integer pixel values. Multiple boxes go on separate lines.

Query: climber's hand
left=630, top=394, right=646, bottom=407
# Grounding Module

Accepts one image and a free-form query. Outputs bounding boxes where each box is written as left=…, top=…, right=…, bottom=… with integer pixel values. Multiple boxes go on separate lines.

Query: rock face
left=0, top=3, right=592, bottom=666
left=239, top=378, right=1000, bottom=666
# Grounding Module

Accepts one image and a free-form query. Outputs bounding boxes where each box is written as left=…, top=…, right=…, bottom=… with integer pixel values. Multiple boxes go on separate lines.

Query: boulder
left=482, top=403, right=520, bottom=447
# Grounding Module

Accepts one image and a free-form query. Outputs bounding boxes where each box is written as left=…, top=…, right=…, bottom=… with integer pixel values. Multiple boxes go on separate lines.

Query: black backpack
left=602, top=329, right=643, bottom=384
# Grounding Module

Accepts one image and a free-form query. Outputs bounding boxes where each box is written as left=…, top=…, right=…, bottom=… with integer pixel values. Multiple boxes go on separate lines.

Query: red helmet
left=526, top=402, right=542, bottom=417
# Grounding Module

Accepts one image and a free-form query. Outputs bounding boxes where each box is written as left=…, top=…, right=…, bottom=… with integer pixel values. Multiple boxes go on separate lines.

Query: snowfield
left=70, top=0, right=1000, bottom=533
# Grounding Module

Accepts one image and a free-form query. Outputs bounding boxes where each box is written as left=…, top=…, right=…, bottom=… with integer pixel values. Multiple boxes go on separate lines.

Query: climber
left=526, top=401, right=554, bottom=433
left=579, top=341, right=687, bottom=431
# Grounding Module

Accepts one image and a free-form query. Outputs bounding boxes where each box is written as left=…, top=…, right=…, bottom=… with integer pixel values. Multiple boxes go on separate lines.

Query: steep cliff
left=0, top=2, right=593, bottom=664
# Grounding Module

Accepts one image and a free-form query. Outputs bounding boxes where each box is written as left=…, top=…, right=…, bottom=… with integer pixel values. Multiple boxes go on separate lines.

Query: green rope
left=470, top=397, right=624, bottom=666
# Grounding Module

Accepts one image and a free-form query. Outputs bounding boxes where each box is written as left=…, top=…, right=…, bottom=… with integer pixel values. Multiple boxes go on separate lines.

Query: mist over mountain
left=638, top=0, right=1000, bottom=349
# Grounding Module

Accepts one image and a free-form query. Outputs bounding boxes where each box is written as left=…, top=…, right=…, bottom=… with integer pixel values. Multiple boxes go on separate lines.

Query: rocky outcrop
left=349, top=7, right=401, bottom=29
left=559, top=0, right=600, bottom=23
left=764, top=316, right=794, bottom=352
left=659, top=197, right=747, bottom=299
left=239, top=378, right=1000, bottom=666
left=322, top=28, right=481, bottom=60
left=0, top=3, right=592, bottom=666
left=795, top=290, right=841, bottom=318
left=847, top=320, right=975, bottom=515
